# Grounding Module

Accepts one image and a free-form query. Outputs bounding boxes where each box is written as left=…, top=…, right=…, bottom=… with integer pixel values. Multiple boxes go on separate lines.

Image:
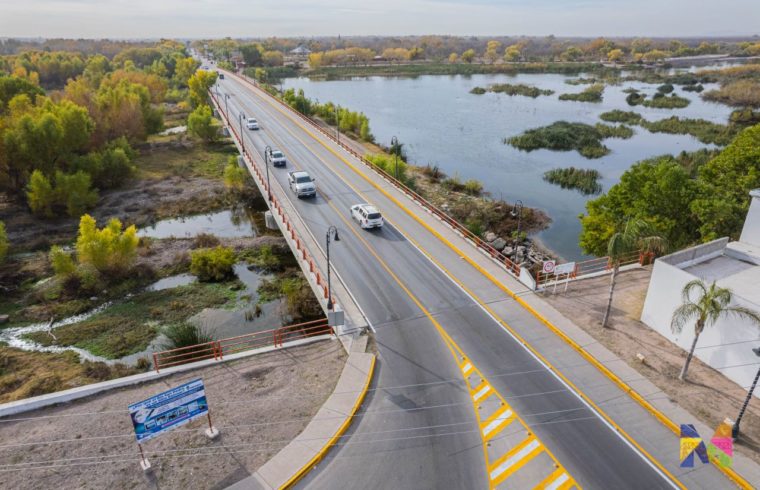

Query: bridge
left=207, top=66, right=742, bottom=489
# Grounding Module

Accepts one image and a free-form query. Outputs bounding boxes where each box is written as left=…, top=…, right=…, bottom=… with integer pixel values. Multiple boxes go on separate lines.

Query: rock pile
left=483, top=230, right=554, bottom=269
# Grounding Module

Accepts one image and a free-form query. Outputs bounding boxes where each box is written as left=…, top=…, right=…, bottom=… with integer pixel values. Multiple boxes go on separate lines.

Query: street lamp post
left=224, top=94, right=230, bottom=120
left=732, top=346, right=760, bottom=439
left=511, top=200, right=524, bottom=240
left=238, top=112, right=245, bottom=154
left=391, top=136, right=399, bottom=180
left=326, top=226, right=340, bottom=310
left=263, top=145, right=272, bottom=202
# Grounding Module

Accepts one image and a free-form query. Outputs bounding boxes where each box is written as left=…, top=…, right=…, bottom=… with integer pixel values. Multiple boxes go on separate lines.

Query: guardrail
left=231, top=73, right=524, bottom=278
left=210, top=91, right=336, bottom=307
left=152, top=318, right=332, bottom=372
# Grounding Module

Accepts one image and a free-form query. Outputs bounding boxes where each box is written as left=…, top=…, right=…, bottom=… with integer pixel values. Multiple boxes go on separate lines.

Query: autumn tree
left=461, top=49, right=476, bottom=63
left=485, top=41, right=502, bottom=64
left=76, top=214, right=138, bottom=277
left=188, top=70, right=218, bottom=108
left=187, top=104, right=219, bottom=143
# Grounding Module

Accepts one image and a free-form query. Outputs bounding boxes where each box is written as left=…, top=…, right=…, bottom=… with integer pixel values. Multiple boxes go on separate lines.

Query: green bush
left=558, top=84, right=604, bottom=102
left=599, top=110, right=643, bottom=125
left=76, top=214, right=139, bottom=277
left=0, top=221, right=7, bottom=264
left=49, top=245, right=77, bottom=276
left=641, top=94, right=690, bottom=109
left=657, top=83, right=674, bottom=94
left=223, top=158, right=248, bottom=192
left=506, top=121, right=632, bottom=159
left=543, top=167, right=602, bottom=195
left=470, top=86, right=487, bottom=95
left=463, top=179, right=484, bottom=196
left=26, top=170, right=98, bottom=218
left=187, top=104, right=219, bottom=143
left=26, top=170, right=56, bottom=218
left=190, top=246, right=236, bottom=282
left=162, top=323, right=214, bottom=351
left=484, top=83, right=554, bottom=98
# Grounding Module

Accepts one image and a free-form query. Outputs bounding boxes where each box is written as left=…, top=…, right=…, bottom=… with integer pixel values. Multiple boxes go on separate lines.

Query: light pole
left=732, top=346, right=760, bottom=439
left=237, top=112, right=245, bottom=154
left=326, top=226, right=340, bottom=310
left=511, top=200, right=524, bottom=240
left=391, top=136, right=399, bottom=180
left=263, top=145, right=272, bottom=202
left=224, top=94, right=230, bottom=120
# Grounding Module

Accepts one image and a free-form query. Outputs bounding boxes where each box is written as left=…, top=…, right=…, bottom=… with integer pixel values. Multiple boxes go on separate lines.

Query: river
left=283, top=71, right=734, bottom=260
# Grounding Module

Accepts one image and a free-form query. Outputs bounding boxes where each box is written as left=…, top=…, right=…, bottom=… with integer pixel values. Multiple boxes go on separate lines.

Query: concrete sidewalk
left=228, top=350, right=375, bottom=490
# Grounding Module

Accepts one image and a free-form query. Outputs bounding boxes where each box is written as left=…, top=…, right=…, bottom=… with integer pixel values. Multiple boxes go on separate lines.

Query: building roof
left=290, top=45, right=311, bottom=55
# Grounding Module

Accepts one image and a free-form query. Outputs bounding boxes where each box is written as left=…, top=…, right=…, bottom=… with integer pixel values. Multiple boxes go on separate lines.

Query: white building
left=641, top=189, right=760, bottom=398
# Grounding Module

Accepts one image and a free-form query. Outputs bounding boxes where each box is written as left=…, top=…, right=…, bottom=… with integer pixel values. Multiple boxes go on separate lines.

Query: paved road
left=213, top=71, right=719, bottom=489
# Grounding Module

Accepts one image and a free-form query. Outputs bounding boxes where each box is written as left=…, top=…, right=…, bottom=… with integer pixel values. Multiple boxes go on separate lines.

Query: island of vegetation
left=506, top=121, right=634, bottom=158
left=543, top=167, right=602, bottom=195
left=470, top=83, right=554, bottom=98
left=558, top=84, right=604, bottom=103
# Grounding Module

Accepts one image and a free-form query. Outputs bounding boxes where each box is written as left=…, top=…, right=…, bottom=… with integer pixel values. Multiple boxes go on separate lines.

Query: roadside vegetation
left=579, top=124, right=760, bottom=256
left=506, top=121, right=633, bottom=158
left=470, top=83, right=554, bottom=98
left=281, top=88, right=374, bottom=142
left=543, top=167, right=602, bottom=195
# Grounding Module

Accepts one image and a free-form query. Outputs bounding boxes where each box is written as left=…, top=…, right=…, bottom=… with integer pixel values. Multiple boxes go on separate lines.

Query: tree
left=49, top=245, right=76, bottom=276
left=187, top=70, right=218, bottom=108
left=240, top=44, right=263, bottom=67
left=560, top=47, right=583, bottom=61
left=601, top=220, right=666, bottom=328
left=461, top=49, right=476, bottom=63
left=504, top=45, right=521, bottom=62
left=187, top=104, right=219, bottom=143
left=26, top=170, right=55, bottom=218
left=174, top=56, right=199, bottom=88
left=642, top=50, right=668, bottom=63
left=54, top=170, right=98, bottom=217
left=485, top=41, right=502, bottom=64
left=448, top=52, right=458, bottom=63
left=360, top=118, right=373, bottom=142
left=75, top=214, right=138, bottom=277
left=223, top=157, right=247, bottom=192
left=671, top=280, right=760, bottom=381
left=0, top=221, right=8, bottom=264
left=0, top=75, right=44, bottom=113
left=190, top=246, right=236, bottom=282
left=262, top=51, right=284, bottom=67
left=607, top=49, right=624, bottom=63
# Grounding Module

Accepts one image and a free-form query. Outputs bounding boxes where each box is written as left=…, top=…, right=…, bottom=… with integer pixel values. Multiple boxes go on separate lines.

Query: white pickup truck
left=288, top=171, right=316, bottom=198
left=266, top=148, right=287, bottom=167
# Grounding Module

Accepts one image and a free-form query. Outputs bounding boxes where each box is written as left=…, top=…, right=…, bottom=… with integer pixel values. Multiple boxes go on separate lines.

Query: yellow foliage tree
left=75, top=214, right=138, bottom=277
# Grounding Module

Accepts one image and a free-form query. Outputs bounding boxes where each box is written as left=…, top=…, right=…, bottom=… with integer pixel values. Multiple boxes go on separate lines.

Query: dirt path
left=543, top=266, right=760, bottom=463
left=0, top=340, right=346, bottom=489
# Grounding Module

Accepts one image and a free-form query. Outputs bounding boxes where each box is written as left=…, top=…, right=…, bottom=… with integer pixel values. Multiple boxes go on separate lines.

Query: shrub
left=26, top=170, right=55, bottom=218
left=0, top=221, right=7, bottom=264
left=543, top=167, right=602, bottom=195
left=657, top=83, right=674, bottom=94
left=76, top=214, right=139, bottom=277
left=641, top=94, right=690, bottom=109
left=703, top=80, right=760, bottom=108
left=49, top=246, right=77, bottom=276
left=162, top=323, right=214, bottom=353
left=470, top=87, right=487, bottom=95
left=421, top=164, right=444, bottom=182
left=54, top=171, right=98, bottom=218
left=463, top=179, right=483, bottom=196
left=190, top=246, right=236, bottom=282
left=223, top=158, right=248, bottom=192
left=599, top=110, right=643, bottom=125
left=187, top=104, right=219, bottom=142
left=558, top=84, right=604, bottom=102
left=192, top=233, right=220, bottom=249
left=626, top=92, right=646, bottom=106
left=245, top=244, right=283, bottom=271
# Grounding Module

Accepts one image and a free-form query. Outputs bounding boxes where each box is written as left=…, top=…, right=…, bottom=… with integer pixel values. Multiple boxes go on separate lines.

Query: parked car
left=266, top=149, right=287, bottom=167
left=219, top=73, right=224, bottom=79
left=246, top=117, right=259, bottom=130
left=287, top=171, right=316, bottom=198
left=350, top=203, right=383, bottom=229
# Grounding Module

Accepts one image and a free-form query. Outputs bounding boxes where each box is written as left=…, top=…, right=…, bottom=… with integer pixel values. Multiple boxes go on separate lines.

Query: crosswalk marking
left=535, top=468, right=572, bottom=490
left=482, top=406, right=514, bottom=440
left=490, top=436, right=543, bottom=486
left=473, top=382, right=493, bottom=402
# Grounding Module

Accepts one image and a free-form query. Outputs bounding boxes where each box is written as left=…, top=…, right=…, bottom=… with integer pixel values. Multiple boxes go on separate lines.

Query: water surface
left=284, top=72, right=733, bottom=260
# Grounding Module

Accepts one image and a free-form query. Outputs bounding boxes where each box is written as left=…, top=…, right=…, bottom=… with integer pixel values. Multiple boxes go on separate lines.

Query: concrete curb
left=0, top=335, right=332, bottom=419
left=227, top=351, right=375, bottom=490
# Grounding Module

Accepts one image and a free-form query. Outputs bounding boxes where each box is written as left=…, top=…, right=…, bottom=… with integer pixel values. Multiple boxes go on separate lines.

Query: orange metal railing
left=152, top=318, right=332, bottom=372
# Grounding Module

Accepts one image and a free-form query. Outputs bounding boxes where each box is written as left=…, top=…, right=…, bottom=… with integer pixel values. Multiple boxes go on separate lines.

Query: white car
left=351, top=204, right=383, bottom=229
left=267, top=149, right=287, bottom=167
left=246, top=117, right=259, bottom=130
left=288, top=171, right=316, bottom=198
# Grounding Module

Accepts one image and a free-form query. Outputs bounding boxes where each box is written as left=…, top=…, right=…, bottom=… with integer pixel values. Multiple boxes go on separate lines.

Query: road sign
left=129, top=378, right=209, bottom=443
left=542, top=261, right=556, bottom=274
left=554, top=262, right=576, bottom=276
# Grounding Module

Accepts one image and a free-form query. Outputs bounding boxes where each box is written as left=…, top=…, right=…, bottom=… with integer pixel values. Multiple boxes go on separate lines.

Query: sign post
left=129, top=379, right=218, bottom=470
left=553, top=262, right=576, bottom=294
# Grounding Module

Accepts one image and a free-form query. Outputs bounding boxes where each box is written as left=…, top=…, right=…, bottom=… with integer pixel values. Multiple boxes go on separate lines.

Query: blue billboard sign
left=129, top=378, right=209, bottom=443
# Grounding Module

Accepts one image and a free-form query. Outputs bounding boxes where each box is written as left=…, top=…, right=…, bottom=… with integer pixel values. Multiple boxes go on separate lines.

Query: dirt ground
left=0, top=339, right=346, bottom=490
left=542, top=266, right=760, bottom=463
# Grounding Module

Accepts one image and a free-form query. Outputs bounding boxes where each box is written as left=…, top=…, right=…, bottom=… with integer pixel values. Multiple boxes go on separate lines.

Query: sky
left=1, top=0, right=759, bottom=38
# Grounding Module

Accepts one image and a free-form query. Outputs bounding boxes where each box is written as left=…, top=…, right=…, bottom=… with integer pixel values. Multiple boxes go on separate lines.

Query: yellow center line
left=233, top=75, right=687, bottom=490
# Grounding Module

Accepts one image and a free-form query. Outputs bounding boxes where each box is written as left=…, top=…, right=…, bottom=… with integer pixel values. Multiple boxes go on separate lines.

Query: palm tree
left=671, top=280, right=760, bottom=381
left=601, top=219, right=667, bottom=328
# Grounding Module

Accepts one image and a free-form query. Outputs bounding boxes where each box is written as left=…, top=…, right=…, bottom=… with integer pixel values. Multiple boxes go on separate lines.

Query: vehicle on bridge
left=266, top=148, right=287, bottom=167
left=351, top=203, right=384, bottom=229
left=288, top=171, right=316, bottom=198
left=246, top=117, right=259, bottom=130
left=218, top=73, right=224, bottom=79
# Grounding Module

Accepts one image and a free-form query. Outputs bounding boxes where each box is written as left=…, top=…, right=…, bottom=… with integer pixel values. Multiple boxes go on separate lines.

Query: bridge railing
left=152, top=318, right=332, bottom=372
left=231, top=73, right=523, bottom=279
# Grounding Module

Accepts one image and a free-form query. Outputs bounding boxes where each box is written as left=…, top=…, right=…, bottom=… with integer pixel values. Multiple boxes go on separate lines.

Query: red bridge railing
left=152, top=318, right=332, bottom=372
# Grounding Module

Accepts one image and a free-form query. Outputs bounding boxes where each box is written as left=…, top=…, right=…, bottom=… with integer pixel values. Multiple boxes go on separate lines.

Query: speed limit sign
left=542, top=261, right=556, bottom=274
